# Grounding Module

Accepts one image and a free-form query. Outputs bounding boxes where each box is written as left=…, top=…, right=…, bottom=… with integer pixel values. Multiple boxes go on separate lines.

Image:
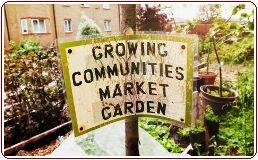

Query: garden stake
left=212, top=37, right=222, bottom=97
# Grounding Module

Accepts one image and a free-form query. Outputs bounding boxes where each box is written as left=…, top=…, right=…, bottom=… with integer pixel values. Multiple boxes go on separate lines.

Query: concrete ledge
left=51, top=120, right=179, bottom=156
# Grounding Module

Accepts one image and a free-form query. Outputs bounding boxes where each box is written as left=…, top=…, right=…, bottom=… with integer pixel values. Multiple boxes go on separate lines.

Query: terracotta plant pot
left=190, top=131, right=206, bottom=154
left=193, top=77, right=204, bottom=92
left=200, top=85, right=238, bottom=115
left=199, top=72, right=217, bottom=85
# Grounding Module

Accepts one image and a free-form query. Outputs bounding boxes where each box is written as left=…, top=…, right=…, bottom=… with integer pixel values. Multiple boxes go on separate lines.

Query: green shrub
left=200, top=4, right=254, bottom=65
left=215, top=67, right=254, bottom=155
left=236, top=67, right=254, bottom=107
left=177, top=127, right=190, bottom=138
left=205, top=106, right=220, bottom=122
left=191, top=120, right=205, bottom=134
left=76, top=16, right=102, bottom=40
left=198, top=37, right=212, bottom=56
left=216, top=36, right=254, bottom=64
left=139, top=118, right=184, bottom=153
left=4, top=41, right=67, bottom=148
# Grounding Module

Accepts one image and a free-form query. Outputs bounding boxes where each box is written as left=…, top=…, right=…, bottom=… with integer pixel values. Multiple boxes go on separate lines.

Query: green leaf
left=240, top=13, right=248, bottom=18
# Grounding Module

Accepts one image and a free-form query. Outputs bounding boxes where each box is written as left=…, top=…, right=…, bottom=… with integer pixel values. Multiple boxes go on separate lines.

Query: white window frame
left=102, top=4, right=110, bottom=10
left=31, top=19, right=47, bottom=33
left=80, top=4, right=90, bottom=8
left=64, top=19, right=72, bottom=32
left=20, top=19, right=28, bottom=34
left=104, top=20, right=111, bottom=32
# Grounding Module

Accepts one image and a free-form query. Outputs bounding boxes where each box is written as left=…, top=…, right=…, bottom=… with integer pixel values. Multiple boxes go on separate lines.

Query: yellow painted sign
left=60, top=35, right=195, bottom=137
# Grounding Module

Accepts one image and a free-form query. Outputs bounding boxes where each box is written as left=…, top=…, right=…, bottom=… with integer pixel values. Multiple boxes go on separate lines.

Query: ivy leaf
left=232, top=4, right=245, bottom=15
left=240, top=13, right=248, bottom=18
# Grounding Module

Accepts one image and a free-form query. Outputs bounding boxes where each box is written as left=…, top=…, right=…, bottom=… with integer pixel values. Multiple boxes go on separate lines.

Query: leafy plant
left=236, top=67, right=254, bottom=107
left=206, top=88, right=231, bottom=97
left=177, top=127, right=190, bottom=138
left=191, top=120, right=205, bottom=134
left=198, top=37, right=212, bottom=57
left=207, top=4, right=254, bottom=65
left=139, top=117, right=184, bottom=153
left=214, top=66, right=254, bottom=155
left=4, top=41, right=67, bottom=148
left=205, top=106, right=220, bottom=122
left=76, top=16, right=103, bottom=40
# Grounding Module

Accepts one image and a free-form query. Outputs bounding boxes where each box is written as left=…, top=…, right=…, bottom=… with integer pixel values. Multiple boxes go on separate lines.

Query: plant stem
left=206, top=48, right=210, bottom=74
left=219, top=66, right=222, bottom=97
left=212, top=37, right=222, bottom=97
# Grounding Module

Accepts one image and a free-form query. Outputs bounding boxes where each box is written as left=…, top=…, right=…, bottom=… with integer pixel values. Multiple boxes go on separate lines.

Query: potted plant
left=177, top=127, right=190, bottom=148
left=193, top=76, right=204, bottom=92
left=199, top=38, right=217, bottom=85
left=200, top=36, right=238, bottom=114
left=205, top=106, right=220, bottom=137
left=190, top=120, right=206, bottom=155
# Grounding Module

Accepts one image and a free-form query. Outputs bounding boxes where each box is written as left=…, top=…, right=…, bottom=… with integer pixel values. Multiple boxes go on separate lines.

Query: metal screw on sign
left=181, top=45, right=186, bottom=50
left=68, top=49, right=72, bottom=54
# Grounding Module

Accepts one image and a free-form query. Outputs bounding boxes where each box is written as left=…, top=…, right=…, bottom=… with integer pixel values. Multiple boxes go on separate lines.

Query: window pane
left=81, top=4, right=90, bottom=7
left=38, top=20, right=45, bottom=32
left=33, top=20, right=39, bottom=32
left=64, top=20, right=72, bottom=32
left=103, top=4, right=110, bottom=9
left=104, top=20, right=111, bottom=31
left=20, top=19, right=28, bottom=34
left=68, top=20, right=71, bottom=31
left=64, top=20, right=68, bottom=31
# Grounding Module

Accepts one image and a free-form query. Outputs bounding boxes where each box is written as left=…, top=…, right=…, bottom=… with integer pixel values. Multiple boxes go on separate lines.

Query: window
left=104, top=20, right=111, bottom=31
left=20, top=19, right=28, bottom=34
left=80, top=4, right=90, bottom=8
left=31, top=19, right=46, bottom=33
left=64, top=19, right=72, bottom=32
left=102, top=4, right=110, bottom=9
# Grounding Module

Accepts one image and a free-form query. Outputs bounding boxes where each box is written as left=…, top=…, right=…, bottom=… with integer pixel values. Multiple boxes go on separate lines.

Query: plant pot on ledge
left=199, top=72, right=217, bottom=85
left=193, top=76, right=204, bottom=92
left=190, top=121, right=206, bottom=155
left=205, top=119, right=219, bottom=137
left=200, top=85, right=238, bottom=115
left=190, top=131, right=206, bottom=155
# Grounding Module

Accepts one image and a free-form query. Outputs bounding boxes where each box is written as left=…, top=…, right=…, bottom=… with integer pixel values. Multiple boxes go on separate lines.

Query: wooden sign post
left=60, top=34, right=194, bottom=155
left=124, top=27, right=139, bottom=156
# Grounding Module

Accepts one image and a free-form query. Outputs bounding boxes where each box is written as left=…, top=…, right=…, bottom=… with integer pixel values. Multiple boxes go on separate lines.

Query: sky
left=160, top=3, right=255, bottom=22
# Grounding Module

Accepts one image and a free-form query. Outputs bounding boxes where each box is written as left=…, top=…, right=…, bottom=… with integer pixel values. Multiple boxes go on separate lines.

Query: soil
left=208, top=89, right=231, bottom=97
left=16, top=131, right=71, bottom=156
left=199, top=71, right=217, bottom=77
left=205, top=63, right=248, bottom=83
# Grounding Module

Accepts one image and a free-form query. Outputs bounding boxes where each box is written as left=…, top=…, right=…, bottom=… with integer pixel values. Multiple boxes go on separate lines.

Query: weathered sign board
left=60, top=35, right=194, bottom=137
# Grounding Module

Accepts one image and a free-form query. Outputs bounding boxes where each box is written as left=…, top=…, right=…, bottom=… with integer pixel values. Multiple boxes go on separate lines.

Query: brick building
left=4, top=4, right=121, bottom=49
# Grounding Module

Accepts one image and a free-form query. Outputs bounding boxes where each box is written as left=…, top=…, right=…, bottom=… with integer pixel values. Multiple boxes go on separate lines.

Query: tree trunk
left=120, top=4, right=140, bottom=156
left=120, top=4, right=137, bottom=32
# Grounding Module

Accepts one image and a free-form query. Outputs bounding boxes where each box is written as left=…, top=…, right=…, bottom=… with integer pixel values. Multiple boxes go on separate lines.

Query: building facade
left=4, top=4, right=121, bottom=49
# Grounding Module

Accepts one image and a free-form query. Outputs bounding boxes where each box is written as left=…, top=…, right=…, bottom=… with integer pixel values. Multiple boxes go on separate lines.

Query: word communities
left=72, top=61, right=184, bottom=86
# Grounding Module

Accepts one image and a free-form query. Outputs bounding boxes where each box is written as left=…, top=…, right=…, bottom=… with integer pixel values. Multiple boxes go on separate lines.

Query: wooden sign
left=60, top=35, right=194, bottom=137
